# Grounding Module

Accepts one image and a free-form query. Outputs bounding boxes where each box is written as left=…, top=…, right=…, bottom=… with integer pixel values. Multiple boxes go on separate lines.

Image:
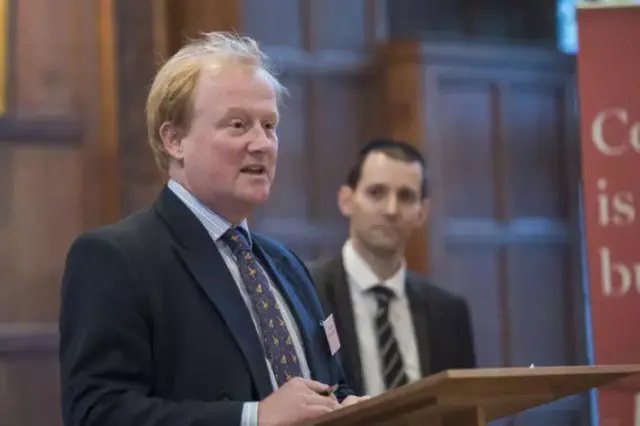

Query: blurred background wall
left=0, top=0, right=590, bottom=425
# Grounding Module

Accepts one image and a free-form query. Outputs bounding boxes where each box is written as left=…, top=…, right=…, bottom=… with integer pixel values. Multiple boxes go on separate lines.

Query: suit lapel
left=326, top=257, right=365, bottom=395
left=406, top=278, right=433, bottom=377
left=172, top=244, right=273, bottom=397
left=155, top=188, right=273, bottom=398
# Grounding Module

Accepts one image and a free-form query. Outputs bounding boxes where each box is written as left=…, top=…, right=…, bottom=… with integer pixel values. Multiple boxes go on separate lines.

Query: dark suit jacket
left=312, top=256, right=476, bottom=396
left=58, top=187, right=352, bottom=426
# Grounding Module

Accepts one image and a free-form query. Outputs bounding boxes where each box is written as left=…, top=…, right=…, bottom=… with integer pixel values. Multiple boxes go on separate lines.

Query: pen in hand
left=317, top=383, right=338, bottom=397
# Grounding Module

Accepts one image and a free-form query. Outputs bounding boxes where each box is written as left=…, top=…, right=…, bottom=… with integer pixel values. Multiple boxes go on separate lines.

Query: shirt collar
left=167, top=179, right=251, bottom=245
left=342, top=239, right=406, bottom=298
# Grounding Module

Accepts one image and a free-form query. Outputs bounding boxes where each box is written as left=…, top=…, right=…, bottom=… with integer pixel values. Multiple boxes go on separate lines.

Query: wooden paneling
left=0, top=351, right=60, bottom=426
left=0, top=0, right=82, bottom=142
left=445, top=244, right=503, bottom=367
left=98, top=0, right=121, bottom=224
left=259, top=75, right=310, bottom=222
left=310, top=0, right=368, bottom=50
left=386, top=0, right=558, bottom=44
left=162, top=0, right=241, bottom=54
left=437, top=78, right=497, bottom=220
left=379, top=41, right=586, bottom=425
left=377, top=44, right=428, bottom=273
left=0, top=0, right=6, bottom=115
left=115, top=0, right=165, bottom=214
left=0, top=0, right=119, bottom=424
left=0, top=147, right=82, bottom=322
left=0, top=323, right=60, bottom=425
left=14, top=0, right=76, bottom=117
left=243, top=0, right=303, bottom=48
left=504, top=82, right=570, bottom=219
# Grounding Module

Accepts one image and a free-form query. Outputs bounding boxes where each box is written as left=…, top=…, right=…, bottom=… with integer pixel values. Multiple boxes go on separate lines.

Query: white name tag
left=323, top=313, right=341, bottom=356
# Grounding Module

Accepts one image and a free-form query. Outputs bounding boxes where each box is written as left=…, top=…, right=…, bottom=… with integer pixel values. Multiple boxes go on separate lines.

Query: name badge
left=322, top=313, right=341, bottom=356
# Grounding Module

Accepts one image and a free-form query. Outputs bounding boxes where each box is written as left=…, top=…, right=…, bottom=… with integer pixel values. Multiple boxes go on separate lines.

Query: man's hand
left=258, top=378, right=340, bottom=426
left=340, top=395, right=371, bottom=407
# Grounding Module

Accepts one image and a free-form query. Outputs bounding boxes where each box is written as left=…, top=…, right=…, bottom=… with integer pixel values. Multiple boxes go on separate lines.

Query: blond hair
left=146, top=32, right=286, bottom=172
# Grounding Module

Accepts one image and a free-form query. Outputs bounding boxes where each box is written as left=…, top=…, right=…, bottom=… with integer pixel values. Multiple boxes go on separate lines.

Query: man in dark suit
left=58, top=32, right=364, bottom=426
left=313, top=140, right=476, bottom=397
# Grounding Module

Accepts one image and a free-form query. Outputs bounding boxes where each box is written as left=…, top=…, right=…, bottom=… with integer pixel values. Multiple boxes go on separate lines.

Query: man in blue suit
left=58, top=32, right=362, bottom=426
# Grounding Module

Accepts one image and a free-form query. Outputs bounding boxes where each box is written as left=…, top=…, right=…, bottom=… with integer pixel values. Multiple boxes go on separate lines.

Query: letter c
left=591, top=108, right=628, bottom=156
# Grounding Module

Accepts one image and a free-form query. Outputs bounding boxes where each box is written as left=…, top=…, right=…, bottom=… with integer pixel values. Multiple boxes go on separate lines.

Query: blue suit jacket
left=58, top=187, right=353, bottom=426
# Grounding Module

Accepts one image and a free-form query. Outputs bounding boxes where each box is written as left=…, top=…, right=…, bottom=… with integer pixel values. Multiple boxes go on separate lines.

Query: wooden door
left=380, top=41, right=588, bottom=426
left=0, top=0, right=121, bottom=424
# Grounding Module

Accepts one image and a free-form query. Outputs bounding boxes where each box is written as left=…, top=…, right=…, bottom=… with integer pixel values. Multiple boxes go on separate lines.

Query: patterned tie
left=222, top=227, right=303, bottom=387
left=370, top=285, right=409, bottom=389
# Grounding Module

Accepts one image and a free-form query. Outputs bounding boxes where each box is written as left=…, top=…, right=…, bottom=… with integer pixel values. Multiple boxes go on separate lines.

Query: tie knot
left=370, top=285, right=395, bottom=306
left=222, top=227, right=251, bottom=254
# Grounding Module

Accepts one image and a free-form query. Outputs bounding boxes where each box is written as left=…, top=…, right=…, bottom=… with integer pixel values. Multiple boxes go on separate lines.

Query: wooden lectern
left=302, top=365, right=640, bottom=426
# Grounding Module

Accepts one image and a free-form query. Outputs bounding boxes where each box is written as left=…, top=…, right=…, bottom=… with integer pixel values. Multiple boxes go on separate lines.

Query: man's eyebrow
left=366, top=183, right=419, bottom=193
left=262, top=110, right=279, bottom=121
left=222, top=107, right=279, bottom=121
left=364, top=182, right=388, bottom=190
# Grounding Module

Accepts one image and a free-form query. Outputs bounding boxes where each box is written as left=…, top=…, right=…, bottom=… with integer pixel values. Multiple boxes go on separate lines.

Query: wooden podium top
left=303, top=365, right=640, bottom=426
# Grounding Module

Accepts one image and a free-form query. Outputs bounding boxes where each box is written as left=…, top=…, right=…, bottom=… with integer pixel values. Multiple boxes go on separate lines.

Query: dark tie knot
left=222, top=227, right=251, bottom=254
left=370, top=285, right=395, bottom=306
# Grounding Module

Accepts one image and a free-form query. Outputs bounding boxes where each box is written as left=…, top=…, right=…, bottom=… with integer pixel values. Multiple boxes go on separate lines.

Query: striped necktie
left=370, top=285, right=409, bottom=390
left=222, top=227, right=303, bottom=386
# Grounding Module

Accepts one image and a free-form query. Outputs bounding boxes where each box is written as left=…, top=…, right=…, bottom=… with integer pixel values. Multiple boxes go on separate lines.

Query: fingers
left=301, top=404, right=336, bottom=419
left=292, top=377, right=332, bottom=393
left=340, top=395, right=371, bottom=407
left=304, top=392, right=341, bottom=410
left=340, top=396, right=359, bottom=407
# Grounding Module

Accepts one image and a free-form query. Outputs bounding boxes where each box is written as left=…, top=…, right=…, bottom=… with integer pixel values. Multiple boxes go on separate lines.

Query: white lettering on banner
left=600, top=247, right=640, bottom=296
left=594, top=167, right=638, bottom=296
left=596, top=178, right=636, bottom=226
left=591, top=108, right=640, bottom=155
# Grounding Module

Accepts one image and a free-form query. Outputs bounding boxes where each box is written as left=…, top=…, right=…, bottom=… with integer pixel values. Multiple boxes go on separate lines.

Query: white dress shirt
left=342, top=240, right=422, bottom=396
left=168, top=180, right=310, bottom=426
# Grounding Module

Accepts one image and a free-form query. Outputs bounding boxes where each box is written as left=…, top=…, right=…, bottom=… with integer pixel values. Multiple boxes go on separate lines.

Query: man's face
left=166, top=64, right=279, bottom=219
left=339, top=152, right=427, bottom=256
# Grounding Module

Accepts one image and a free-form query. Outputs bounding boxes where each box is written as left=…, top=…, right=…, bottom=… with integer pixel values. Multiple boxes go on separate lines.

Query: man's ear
left=159, top=121, right=186, bottom=161
left=337, top=185, right=355, bottom=218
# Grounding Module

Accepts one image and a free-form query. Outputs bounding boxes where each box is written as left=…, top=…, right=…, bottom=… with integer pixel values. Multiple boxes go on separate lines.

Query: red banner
left=576, top=4, right=640, bottom=426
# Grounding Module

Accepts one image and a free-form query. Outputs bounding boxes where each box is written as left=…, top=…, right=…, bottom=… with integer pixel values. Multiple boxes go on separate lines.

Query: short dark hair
left=346, top=139, right=428, bottom=198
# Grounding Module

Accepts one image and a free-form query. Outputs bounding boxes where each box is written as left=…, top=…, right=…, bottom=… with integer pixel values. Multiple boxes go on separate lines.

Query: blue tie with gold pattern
left=222, top=227, right=303, bottom=387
